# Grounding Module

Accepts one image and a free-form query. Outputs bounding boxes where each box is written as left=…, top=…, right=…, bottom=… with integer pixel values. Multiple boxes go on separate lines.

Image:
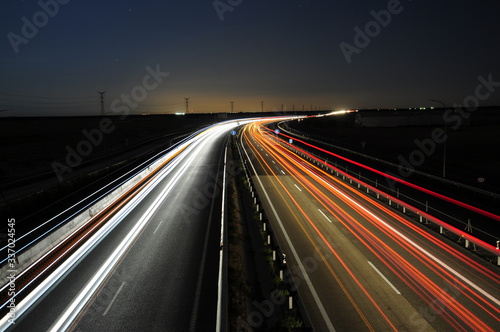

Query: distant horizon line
left=1, top=105, right=499, bottom=118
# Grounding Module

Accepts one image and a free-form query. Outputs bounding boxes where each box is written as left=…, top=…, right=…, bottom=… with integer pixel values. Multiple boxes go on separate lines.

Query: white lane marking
left=280, top=170, right=286, bottom=175
left=241, top=135, right=336, bottom=332
left=272, top=160, right=276, bottom=164
left=102, top=282, right=126, bottom=316
left=367, top=261, right=401, bottom=295
left=306, top=168, right=500, bottom=306
left=294, top=184, right=302, bottom=192
left=191, top=145, right=224, bottom=332
left=318, top=209, right=333, bottom=223
left=153, top=219, right=165, bottom=234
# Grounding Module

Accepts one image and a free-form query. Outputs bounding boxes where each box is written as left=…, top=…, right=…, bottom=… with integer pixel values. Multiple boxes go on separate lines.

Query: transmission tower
left=185, top=97, right=189, bottom=113
left=98, top=91, right=106, bottom=115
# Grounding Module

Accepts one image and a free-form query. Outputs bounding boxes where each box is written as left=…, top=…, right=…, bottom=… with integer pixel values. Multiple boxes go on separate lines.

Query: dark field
left=0, top=114, right=222, bottom=186
left=0, top=112, right=307, bottom=225
left=0, top=114, right=231, bottom=230
left=289, top=111, right=500, bottom=194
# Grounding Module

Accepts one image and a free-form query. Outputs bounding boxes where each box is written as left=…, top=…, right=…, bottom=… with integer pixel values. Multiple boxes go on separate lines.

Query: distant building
left=354, top=109, right=470, bottom=127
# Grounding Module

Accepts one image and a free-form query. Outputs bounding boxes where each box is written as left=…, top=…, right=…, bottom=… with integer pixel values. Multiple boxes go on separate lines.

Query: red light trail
left=241, top=121, right=500, bottom=331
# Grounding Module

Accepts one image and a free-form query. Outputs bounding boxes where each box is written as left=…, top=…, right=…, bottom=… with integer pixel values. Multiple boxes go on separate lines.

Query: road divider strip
left=239, top=129, right=336, bottom=332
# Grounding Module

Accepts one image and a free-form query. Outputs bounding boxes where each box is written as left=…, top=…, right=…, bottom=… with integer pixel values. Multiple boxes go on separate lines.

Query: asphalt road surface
left=240, top=121, right=500, bottom=332
left=2, top=117, right=498, bottom=332
left=5, top=122, right=237, bottom=332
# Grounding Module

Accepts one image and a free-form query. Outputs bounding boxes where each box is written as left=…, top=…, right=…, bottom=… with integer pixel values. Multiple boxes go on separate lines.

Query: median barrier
left=234, top=136, right=311, bottom=330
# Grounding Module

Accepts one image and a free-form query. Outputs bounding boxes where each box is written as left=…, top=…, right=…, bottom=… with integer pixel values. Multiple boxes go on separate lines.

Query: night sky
left=1, top=0, right=499, bottom=116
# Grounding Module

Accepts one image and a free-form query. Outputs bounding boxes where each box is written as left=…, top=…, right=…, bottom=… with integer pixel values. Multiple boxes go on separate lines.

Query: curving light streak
left=243, top=121, right=500, bottom=332
left=266, top=125, right=499, bottom=255
left=266, top=126, right=500, bottom=223
left=0, top=119, right=264, bottom=331
left=0, top=134, right=200, bottom=331
left=243, top=123, right=397, bottom=331
left=0, top=128, right=208, bottom=267
left=239, top=126, right=337, bottom=332
left=48, top=131, right=214, bottom=331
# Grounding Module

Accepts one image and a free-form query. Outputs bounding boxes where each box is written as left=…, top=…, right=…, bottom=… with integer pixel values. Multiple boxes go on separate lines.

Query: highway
left=1, top=116, right=498, bottom=332
left=0, top=121, right=243, bottom=331
left=240, top=121, right=500, bottom=331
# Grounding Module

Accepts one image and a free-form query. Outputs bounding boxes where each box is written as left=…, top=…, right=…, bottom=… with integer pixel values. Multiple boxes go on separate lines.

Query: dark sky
left=1, top=0, right=499, bottom=116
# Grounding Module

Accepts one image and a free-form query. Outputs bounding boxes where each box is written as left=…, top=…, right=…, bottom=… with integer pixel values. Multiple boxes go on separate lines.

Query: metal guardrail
left=235, top=134, right=312, bottom=330
left=270, top=133, right=500, bottom=265
left=277, top=121, right=500, bottom=200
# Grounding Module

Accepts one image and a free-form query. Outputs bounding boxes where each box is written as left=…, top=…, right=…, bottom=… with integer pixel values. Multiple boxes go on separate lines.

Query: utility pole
left=185, top=97, right=189, bottom=113
left=98, top=91, right=106, bottom=115
left=230, top=101, right=234, bottom=113
left=261, top=101, right=264, bottom=112
left=281, top=104, right=284, bottom=112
